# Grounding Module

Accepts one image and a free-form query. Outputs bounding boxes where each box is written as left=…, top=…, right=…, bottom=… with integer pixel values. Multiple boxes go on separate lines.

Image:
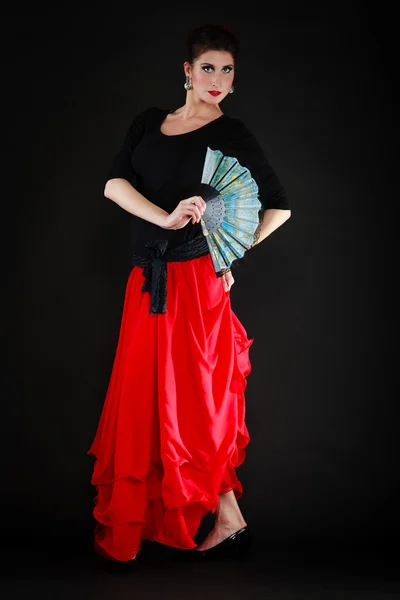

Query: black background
left=3, top=0, right=396, bottom=568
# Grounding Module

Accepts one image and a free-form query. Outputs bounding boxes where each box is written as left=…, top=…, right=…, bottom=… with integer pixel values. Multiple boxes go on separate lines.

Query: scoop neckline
left=159, top=108, right=226, bottom=138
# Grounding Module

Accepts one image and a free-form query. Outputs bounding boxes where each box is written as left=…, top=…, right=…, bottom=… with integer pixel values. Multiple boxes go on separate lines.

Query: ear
left=183, top=61, right=192, bottom=77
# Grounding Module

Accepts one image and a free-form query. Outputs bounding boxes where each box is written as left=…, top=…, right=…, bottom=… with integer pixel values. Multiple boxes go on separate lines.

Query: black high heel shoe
left=174, top=526, right=252, bottom=561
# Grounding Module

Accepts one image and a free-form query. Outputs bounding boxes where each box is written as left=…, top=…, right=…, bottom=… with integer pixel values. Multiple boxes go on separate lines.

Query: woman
left=87, top=23, right=291, bottom=565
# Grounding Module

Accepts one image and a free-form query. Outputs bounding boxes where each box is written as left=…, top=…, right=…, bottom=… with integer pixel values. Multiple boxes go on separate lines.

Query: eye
left=202, top=66, right=233, bottom=74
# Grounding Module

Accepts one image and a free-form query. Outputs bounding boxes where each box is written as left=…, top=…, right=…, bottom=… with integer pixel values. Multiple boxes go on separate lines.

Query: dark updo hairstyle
left=185, top=23, right=240, bottom=65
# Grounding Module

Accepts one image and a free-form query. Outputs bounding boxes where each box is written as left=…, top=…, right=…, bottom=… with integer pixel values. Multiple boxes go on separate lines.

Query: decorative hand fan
left=198, top=146, right=262, bottom=277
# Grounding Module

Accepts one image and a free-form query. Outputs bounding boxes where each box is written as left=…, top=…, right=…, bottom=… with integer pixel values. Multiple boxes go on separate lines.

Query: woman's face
left=184, top=50, right=235, bottom=105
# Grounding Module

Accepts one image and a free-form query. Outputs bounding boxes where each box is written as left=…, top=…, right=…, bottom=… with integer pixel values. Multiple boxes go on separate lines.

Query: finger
left=187, top=201, right=202, bottom=222
left=194, top=205, right=202, bottom=221
left=195, top=199, right=206, bottom=219
left=197, top=196, right=207, bottom=211
left=184, top=206, right=200, bottom=223
left=225, top=272, right=234, bottom=290
left=189, top=197, right=206, bottom=215
left=193, top=207, right=202, bottom=223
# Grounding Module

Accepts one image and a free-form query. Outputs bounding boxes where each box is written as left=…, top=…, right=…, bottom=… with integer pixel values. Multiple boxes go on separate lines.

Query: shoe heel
left=235, top=534, right=252, bottom=559
left=224, top=528, right=252, bottom=560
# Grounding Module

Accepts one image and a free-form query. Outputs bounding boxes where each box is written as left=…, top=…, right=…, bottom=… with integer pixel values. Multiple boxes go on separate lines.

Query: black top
left=106, top=106, right=289, bottom=257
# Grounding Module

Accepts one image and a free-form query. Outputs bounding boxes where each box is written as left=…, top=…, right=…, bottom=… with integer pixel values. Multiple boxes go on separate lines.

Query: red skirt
left=87, top=252, right=254, bottom=562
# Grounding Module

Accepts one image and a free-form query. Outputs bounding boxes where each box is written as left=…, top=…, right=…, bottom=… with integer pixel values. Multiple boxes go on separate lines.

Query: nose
left=211, top=75, right=222, bottom=88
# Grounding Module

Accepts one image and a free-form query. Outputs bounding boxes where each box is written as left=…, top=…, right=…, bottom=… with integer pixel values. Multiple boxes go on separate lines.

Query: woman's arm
left=105, top=178, right=204, bottom=231
left=252, top=208, right=291, bottom=246
left=105, top=178, right=169, bottom=227
left=225, top=119, right=291, bottom=250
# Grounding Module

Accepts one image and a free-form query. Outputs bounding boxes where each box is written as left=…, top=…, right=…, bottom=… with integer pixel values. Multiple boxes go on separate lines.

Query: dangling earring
left=229, top=85, right=235, bottom=94
left=184, top=75, right=193, bottom=91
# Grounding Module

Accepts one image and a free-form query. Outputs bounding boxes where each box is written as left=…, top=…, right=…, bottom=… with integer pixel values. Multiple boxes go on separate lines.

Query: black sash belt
left=131, top=233, right=210, bottom=314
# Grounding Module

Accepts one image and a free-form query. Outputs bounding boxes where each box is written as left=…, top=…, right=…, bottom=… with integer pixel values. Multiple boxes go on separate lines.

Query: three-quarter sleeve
left=105, top=106, right=157, bottom=186
left=227, top=119, right=290, bottom=212
left=248, top=141, right=290, bottom=211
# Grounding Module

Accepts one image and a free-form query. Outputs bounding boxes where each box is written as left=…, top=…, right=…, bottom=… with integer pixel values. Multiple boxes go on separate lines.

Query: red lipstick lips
left=208, top=91, right=221, bottom=96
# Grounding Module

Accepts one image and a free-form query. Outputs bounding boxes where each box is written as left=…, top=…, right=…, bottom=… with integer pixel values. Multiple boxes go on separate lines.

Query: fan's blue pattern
left=200, top=147, right=262, bottom=273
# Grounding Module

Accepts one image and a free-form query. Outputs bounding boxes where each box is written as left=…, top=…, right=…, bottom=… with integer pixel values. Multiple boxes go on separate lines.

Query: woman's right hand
left=162, top=196, right=207, bottom=230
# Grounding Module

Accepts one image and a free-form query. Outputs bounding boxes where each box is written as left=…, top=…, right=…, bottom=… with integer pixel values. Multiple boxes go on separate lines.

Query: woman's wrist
left=154, top=211, right=170, bottom=229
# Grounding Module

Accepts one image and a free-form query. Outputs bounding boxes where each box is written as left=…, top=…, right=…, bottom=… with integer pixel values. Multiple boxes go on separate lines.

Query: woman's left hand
left=222, top=270, right=235, bottom=292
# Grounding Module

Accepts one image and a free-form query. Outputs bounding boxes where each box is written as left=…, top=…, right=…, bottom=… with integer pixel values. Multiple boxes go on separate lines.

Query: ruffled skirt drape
left=87, top=253, right=254, bottom=561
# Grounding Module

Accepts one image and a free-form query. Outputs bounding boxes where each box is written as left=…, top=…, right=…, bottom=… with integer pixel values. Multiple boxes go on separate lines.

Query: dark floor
left=2, top=536, right=400, bottom=600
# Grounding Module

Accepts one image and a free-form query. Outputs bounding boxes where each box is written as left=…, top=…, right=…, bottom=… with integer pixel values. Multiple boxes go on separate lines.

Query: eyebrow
left=200, top=62, right=234, bottom=68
